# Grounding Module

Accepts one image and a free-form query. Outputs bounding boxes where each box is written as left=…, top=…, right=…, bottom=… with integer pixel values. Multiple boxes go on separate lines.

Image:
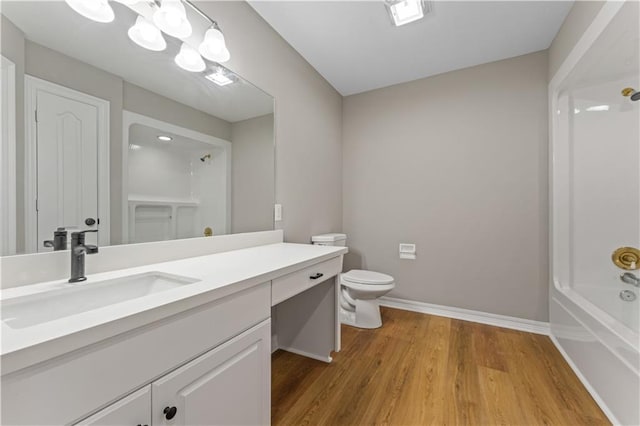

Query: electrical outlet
left=274, top=204, right=282, bottom=222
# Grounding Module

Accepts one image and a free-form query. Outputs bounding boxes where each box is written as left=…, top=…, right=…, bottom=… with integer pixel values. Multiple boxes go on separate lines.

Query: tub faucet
left=620, top=272, right=639, bottom=287
left=69, top=230, right=98, bottom=283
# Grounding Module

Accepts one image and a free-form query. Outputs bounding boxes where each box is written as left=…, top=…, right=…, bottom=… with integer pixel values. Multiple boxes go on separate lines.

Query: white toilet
left=311, top=233, right=395, bottom=329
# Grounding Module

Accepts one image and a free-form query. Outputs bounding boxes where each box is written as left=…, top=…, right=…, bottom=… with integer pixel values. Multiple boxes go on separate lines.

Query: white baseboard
left=278, top=346, right=332, bottom=363
left=379, top=296, right=550, bottom=335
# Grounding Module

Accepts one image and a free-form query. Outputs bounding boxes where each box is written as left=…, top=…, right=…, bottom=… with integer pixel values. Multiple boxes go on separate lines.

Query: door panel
left=36, top=89, right=99, bottom=251
left=152, top=320, right=270, bottom=426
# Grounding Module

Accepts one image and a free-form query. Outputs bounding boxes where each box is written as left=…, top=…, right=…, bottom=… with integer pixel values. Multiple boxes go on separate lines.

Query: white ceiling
left=249, top=1, right=574, bottom=96
left=2, top=1, right=274, bottom=122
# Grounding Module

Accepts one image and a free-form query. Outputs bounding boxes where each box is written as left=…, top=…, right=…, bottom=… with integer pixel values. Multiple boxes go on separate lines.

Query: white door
left=28, top=78, right=108, bottom=251
left=75, top=386, right=151, bottom=426
left=151, top=320, right=271, bottom=426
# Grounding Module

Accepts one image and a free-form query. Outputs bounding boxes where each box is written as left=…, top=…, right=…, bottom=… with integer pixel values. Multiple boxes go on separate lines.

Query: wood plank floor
left=272, top=307, right=609, bottom=426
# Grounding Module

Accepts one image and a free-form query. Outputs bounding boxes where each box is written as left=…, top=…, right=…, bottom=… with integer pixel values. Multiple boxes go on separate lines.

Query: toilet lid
left=342, top=270, right=394, bottom=285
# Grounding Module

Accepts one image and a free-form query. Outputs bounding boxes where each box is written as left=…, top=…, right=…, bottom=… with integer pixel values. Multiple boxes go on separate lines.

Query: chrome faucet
left=620, top=272, right=640, bottom=287
left=69, top=230, right=98, bottom=283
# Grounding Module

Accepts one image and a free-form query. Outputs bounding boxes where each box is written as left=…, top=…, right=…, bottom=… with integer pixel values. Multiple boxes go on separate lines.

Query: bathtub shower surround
left=549, top=1, right=640, bottom=424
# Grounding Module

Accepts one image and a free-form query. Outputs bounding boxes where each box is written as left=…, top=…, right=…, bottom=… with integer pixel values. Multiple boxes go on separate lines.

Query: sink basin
left=1, top=272, right=200, bottom=329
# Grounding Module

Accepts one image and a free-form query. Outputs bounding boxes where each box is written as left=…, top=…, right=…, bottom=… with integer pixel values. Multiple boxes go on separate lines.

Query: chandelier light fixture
left=64, top=0, right=232, bottom=82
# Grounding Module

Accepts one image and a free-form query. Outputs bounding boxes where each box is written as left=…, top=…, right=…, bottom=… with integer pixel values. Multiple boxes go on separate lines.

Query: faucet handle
left=70, top=230, right=99, bottom=255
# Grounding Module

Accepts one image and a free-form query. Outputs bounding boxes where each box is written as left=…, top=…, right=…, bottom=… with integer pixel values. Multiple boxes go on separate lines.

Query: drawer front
left=1, top=283, right=270, bottom=426
left=272, top=256, right=342, bottom=306
left=75, top=385, right=151, bottom=426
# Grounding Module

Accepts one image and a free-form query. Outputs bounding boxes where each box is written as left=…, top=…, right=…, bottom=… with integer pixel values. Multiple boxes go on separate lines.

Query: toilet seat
left=341, top=270, right=394, bottom=286
left=341, top=280, right=396, bottom=292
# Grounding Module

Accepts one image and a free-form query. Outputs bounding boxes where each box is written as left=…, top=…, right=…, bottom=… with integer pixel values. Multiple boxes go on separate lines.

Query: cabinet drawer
left=272, top=256, right=342, bottom=306
left=75, top=386, right=151, bottom=426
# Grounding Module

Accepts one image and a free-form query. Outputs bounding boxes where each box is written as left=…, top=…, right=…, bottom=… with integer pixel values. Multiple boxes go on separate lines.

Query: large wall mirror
left=0, top=1, right=275, bottom=256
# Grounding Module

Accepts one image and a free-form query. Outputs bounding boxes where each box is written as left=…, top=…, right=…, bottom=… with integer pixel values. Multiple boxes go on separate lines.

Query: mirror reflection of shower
left=125, top=115, right=231, bottom=244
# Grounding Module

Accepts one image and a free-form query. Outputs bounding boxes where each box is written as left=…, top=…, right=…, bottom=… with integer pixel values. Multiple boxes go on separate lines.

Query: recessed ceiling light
left=385, top=0, right=430, bottom=27
left=157, top=135, right=173, bottom=141
left=586, top=105, right=609, bottom=112
left=205, top=70, right=234, bottom=87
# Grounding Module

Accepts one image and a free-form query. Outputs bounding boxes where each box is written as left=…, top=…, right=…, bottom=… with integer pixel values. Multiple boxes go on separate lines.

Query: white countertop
left=0, top=243, right=347, bottom=374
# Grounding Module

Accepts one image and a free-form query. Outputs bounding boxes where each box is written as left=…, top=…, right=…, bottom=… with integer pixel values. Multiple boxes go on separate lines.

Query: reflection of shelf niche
left=128, top=197, right=200, bottom=243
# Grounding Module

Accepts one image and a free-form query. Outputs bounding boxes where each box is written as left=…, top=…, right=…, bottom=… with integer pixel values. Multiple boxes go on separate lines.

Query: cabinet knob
left=163, top=406, right=177, bottom=420
left=310, top=273, right=324, bottom=280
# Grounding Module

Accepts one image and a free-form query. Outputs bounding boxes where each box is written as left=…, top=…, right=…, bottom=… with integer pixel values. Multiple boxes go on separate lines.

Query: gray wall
left=231, top=114, right=274, bottom=234
left=342, top=51, right=549, bottom=322
left=548, top=1, right=605, bottom=79
left=195, top=1, right=343, bottom=243
left=123, top=82, right=231, bottom=141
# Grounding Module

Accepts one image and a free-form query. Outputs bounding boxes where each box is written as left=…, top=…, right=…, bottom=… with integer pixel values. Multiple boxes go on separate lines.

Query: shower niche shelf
left=128, top=196, right=203, bottom=243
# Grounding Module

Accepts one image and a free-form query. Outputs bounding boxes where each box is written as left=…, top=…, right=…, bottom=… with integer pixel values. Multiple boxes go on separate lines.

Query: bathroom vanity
left=0, top=234, right=347, bottom=425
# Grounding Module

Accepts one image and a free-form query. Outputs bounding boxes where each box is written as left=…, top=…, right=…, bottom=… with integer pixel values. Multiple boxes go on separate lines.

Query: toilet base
left=340, top=299, right=382, bottom=329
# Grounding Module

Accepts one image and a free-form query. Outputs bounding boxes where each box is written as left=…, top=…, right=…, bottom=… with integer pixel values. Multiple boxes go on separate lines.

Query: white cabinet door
left=152, top=319, right=271, bottom=426
left=75, top=386, right=151, bottom=426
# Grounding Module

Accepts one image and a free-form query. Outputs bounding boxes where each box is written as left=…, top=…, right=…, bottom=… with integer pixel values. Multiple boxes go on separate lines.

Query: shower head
left=622, top=87, right=640, bottom=101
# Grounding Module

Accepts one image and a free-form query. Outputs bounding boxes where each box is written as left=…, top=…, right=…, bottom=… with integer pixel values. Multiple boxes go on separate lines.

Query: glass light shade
left=199, top=27, right=231, bottom=63
left=175, top=43, right=205, bottom=72
left=64, top=0, right=114, bottom=23
left=128, top=16, right=166, bottom=51
left=153, top=0, right=192, bottom=38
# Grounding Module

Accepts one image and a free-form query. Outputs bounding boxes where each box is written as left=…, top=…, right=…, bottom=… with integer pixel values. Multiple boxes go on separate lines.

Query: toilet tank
left=311, top=233, right=347, bottom=247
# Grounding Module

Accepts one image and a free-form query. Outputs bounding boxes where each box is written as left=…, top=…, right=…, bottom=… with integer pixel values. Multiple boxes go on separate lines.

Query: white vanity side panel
left=1, top=229, right=283, bottom=289
left=1, top=284, right=270, bottom=425
left=276, top=278, right=338, bottom=362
